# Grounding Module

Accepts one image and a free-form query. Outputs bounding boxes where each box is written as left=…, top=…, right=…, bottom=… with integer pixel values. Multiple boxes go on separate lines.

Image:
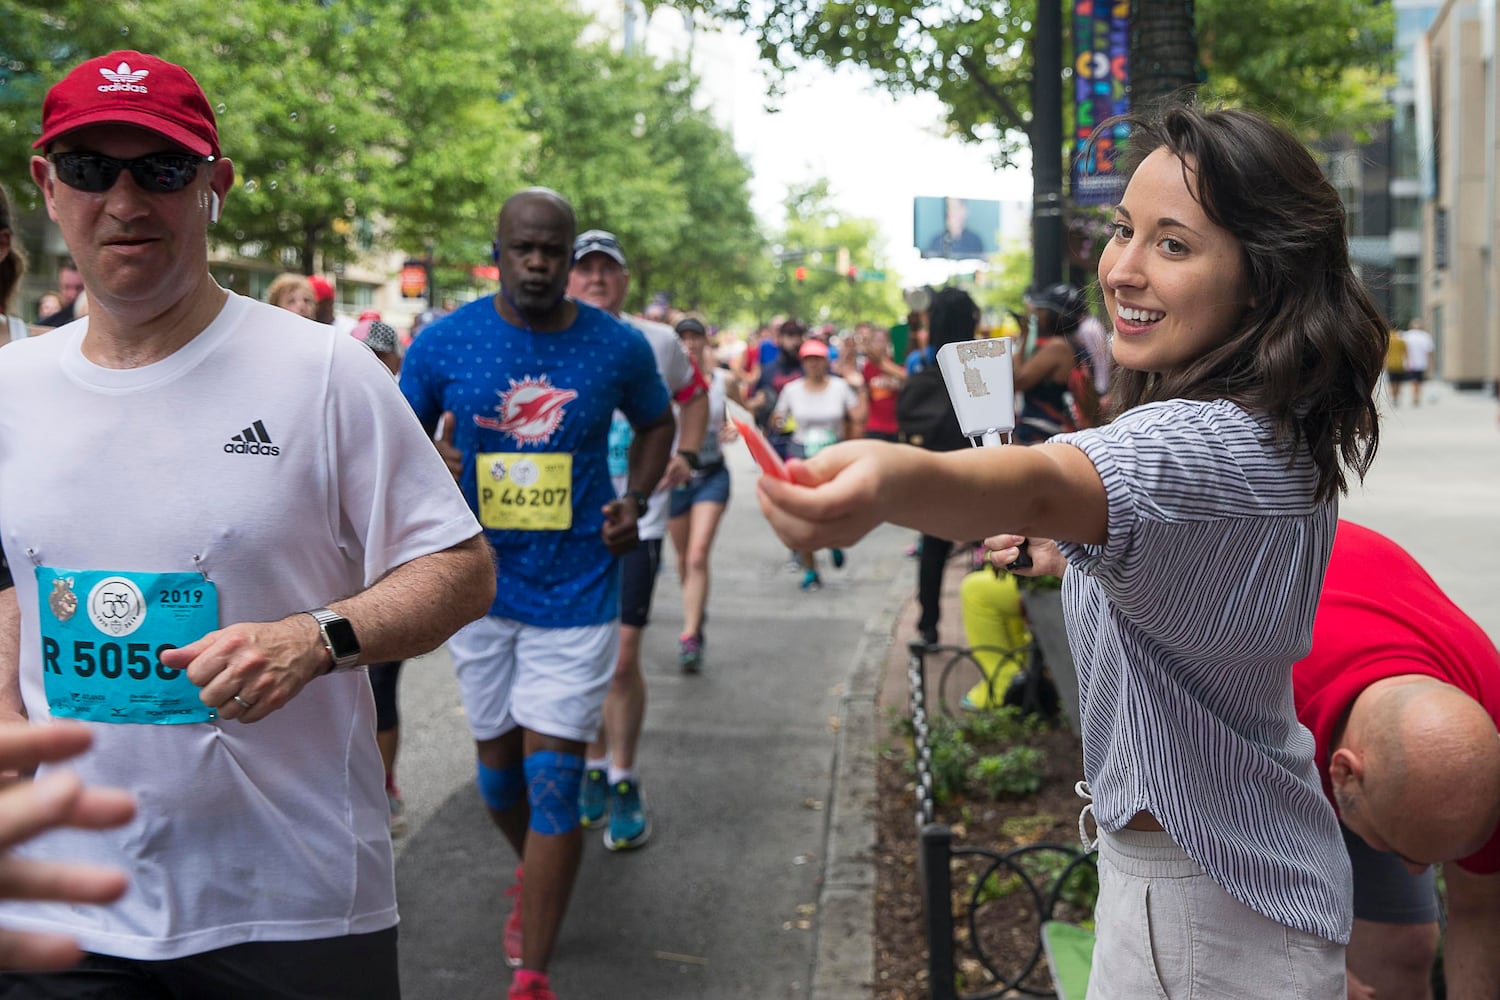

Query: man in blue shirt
left=401, top=188, right=674, bottom=1000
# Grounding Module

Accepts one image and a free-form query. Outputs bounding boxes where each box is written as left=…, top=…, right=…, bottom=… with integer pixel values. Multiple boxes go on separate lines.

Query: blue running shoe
left=604, top=779, right=650, bottom=850
left=679, top=633, right=703, bottom=674
left=830, top=548, right=846, bottom=569
left=800, top=569, right=822, bottom=591
left=579, top=767, right=607, bottom=828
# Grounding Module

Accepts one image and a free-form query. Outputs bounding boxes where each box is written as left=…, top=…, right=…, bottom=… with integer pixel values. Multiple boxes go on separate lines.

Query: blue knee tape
left=524, top=750, right=584, bottom=835
left=476, top=760, right=526, bottom=811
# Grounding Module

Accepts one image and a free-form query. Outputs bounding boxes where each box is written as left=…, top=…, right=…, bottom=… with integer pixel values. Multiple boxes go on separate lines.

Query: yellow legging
left=960, top=569, right=1032, bottom=709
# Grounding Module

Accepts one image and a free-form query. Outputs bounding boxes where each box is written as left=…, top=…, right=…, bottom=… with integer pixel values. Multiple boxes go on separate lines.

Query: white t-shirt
left=773, top=377, right=858, bottom=452
left=1401, top=327, right=1434, bottom=371
left=0, top=294, right=480, bottom=959
left=611, top=315, right=697, bottom=541
left=4, top=315, right=28, bottom=344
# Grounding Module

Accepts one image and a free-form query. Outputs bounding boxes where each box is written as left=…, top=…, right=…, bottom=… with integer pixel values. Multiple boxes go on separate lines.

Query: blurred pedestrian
left=34, top=261, right=81, bottom=328
left=264, top=272, right=316, bottom=319
left=771, top=337, right=864, bottom=591
left=1399, top=318, right=1434, bottom=406
left=566, top=228, right=707, bottom=853
left=0, top=184, right=29, bottom=345
left=667, top=314, right=739, bottom=672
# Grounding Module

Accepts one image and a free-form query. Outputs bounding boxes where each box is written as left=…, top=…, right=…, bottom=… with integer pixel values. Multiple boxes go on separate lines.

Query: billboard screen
left=913, top=197, right=1000, bottom=260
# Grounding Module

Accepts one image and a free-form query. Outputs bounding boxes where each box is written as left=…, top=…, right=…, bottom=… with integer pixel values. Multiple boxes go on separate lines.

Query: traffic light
left=794, top=266, right=807, bottom=283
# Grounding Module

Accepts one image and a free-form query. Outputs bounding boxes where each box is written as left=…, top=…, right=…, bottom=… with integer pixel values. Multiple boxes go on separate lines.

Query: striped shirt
left=1052, top=399, right=1353, bottom=944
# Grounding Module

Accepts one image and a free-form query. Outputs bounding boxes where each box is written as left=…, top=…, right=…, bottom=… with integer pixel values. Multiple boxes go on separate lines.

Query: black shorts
left=1343, top=823, right=1440, bottom=924
left=0, top=927, right=398, bottom=1000
left=619, top=538, right=663, bottom=628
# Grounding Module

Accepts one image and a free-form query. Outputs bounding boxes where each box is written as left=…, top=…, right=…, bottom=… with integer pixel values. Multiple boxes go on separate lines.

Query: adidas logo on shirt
left=224, top=420, right=280, bottom=456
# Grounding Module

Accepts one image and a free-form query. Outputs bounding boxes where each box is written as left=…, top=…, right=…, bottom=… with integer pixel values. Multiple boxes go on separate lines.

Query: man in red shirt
left=1295, top=521, right=1500, bottom=999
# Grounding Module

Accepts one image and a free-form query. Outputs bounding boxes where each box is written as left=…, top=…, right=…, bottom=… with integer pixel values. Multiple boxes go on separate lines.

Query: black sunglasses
left=49, top=152, right=207, bottom=194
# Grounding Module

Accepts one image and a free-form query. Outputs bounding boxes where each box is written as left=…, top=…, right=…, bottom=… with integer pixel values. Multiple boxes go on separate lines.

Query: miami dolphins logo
left=474, top=375, right=578, bottom=446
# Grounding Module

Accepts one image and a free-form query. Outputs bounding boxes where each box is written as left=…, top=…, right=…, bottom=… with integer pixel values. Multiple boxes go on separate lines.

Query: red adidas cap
left=33, top=51, right=220, bottom=158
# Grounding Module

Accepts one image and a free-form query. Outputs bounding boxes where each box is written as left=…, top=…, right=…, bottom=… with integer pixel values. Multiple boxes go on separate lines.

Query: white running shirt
left=0, top=294, right=480, bottom=959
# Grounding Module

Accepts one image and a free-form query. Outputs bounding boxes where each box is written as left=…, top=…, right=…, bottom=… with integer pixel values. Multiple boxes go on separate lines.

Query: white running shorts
left=447, top=616, right=618, bottom=743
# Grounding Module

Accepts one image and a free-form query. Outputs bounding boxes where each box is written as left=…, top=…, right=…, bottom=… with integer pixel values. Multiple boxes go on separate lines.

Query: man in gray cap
left=566, top=230, right=707, bottom=852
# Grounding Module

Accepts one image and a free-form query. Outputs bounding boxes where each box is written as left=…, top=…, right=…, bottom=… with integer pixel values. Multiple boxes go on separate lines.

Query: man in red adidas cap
left=0, top=51, right=494, bottom=996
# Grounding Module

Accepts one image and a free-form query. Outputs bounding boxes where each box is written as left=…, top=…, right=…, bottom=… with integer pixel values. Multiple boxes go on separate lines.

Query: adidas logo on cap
left=97, top=63, right=149, bottom=95
left=224, top=420, right=280, bottom=456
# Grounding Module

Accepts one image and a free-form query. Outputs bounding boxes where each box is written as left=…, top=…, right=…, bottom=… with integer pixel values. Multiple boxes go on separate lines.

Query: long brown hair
left=1096, top=103, right=1386, bottom=502
left=0, top=184, right=26, bottom=317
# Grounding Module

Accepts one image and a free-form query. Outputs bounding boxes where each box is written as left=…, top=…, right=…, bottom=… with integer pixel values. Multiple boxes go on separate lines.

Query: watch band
left=627, top=489, right=650, bottom=518
left=678, top=450, right=701, bottom=471
left=305, top=607, right=362, bottom=674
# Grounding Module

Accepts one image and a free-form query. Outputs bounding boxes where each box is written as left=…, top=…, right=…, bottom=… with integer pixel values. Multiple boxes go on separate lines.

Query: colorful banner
left=1071, top=0, right=1130, bottom=206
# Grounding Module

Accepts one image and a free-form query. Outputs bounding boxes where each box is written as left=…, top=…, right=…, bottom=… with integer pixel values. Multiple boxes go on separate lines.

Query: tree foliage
left=763, top=178, right=905, bottom=327
left=666, top=0, right=1396, bottom=161
left=0, top=0, right=762, bottom=313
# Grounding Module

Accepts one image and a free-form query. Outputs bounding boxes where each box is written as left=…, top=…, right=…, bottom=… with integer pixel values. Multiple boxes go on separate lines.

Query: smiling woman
left=754, top=100, right=1388, bottom=1000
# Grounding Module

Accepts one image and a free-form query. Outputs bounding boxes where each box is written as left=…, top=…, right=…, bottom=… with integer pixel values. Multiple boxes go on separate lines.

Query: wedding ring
left=232, top=695, right=254, bottom=710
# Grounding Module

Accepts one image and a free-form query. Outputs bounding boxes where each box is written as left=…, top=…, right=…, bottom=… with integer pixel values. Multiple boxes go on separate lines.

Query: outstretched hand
left=0, top=721, right=133, bottom=971
left=757, top=439, right=912, bottom=551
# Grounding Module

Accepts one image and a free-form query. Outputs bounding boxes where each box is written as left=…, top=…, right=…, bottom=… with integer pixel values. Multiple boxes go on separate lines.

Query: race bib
left=804, top=427, right=838, bottom=457
left=36, top=568, right=220, bottom=725
left=477, top=452, right=574, bottom=531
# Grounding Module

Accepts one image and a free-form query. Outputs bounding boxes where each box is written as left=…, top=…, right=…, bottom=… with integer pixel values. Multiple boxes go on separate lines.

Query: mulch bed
left=873, top=711, right=1087, bottom=1000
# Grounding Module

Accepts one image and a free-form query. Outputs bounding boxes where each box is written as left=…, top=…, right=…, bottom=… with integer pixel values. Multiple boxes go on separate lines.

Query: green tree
left=764, top=179, right=904, bottom=327
left=502, top=18, right=763, bottom=317
left=664, top=0, right=1395, bottom=160
left=1, top=0, right=766, bottom=310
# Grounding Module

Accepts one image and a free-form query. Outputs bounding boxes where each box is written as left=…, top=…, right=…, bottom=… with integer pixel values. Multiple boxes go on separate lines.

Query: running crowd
left=0, top=48, right=1496, bottom=1000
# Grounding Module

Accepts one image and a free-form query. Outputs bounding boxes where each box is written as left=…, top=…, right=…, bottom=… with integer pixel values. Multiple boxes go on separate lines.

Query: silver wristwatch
left=305, top=607, right=362, bottom=673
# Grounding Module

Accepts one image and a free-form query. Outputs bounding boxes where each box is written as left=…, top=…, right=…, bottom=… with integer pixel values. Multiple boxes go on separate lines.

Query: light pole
left=1033, top=0, right=1065, bottom=291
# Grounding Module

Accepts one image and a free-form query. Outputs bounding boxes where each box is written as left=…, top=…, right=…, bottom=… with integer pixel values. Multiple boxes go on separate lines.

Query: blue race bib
left=36, top=568, right=220, bottom=725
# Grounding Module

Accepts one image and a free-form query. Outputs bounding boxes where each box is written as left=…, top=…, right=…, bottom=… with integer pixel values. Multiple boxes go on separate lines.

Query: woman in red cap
left=771, top=338, right=866, bottom=590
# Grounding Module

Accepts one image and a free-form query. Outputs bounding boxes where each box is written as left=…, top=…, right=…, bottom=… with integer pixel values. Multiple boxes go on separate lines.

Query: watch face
left=322, top=616, right=360, bottom=657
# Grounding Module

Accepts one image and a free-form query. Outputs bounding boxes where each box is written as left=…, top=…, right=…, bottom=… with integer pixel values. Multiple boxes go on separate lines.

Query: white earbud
left=209, top=192, right=221, bottom=224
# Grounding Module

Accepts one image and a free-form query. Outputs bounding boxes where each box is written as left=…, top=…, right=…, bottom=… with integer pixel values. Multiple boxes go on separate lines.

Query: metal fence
left=906, top=644, right=1096, bottom=1000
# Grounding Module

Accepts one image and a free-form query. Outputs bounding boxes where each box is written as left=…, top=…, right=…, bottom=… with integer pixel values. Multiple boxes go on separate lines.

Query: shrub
left=970, top=747, right=1045, bottom=799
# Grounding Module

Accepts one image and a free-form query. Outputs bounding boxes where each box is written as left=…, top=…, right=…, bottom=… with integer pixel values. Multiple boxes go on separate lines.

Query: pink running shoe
left=508, top=976, right=557, bottom=1000
left=503, top=864, right=523, bottom=968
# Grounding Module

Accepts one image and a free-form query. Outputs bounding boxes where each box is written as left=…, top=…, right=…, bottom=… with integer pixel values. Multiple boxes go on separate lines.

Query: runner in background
left=565, top=229, right=707, bottom=853
left=667, top=315, right=740, bottom=673
left=859, top=325, right=906, bottom=442
left=771, top=338, right=865, bottom=591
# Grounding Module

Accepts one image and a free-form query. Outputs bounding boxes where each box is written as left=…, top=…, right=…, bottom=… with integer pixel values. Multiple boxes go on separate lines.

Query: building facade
left=1422, top=0, right=1499, bottom=388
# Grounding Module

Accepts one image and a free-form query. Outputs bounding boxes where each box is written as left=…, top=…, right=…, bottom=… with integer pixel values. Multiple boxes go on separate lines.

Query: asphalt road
left=390, top=441, right=908, bottom=1000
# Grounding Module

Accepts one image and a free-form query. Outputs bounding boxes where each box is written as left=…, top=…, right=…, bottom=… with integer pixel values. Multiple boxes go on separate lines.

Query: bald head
left=497, top=187, right=576, bottom=244
left=1337, top=677, right=1500, bottom=864
left=493, top=187, right=576, bottom=327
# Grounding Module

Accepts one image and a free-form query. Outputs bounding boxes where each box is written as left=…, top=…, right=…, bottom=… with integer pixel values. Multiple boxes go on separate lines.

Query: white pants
left=1087, top=827, right=1346, bottom=1000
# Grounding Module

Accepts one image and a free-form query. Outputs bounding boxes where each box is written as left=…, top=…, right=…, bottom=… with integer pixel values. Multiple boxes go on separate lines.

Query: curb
left=811, top=562, right=912, bottom=999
